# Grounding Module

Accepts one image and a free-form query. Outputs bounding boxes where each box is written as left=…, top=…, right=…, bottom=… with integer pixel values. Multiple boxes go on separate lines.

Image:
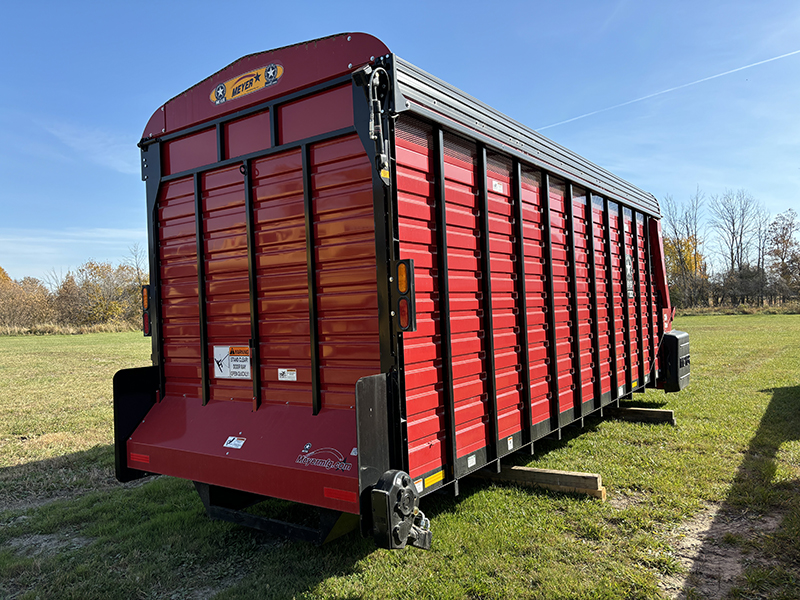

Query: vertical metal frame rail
left=586, top=194, right=603, bottom=408
left=242, top=159, right=263, bottom=410
left=565, top=185, right=584, bottom=417
left=541, top=173, right=561, bottom=429
left=643, top=216, right=657, bottom=383
left=432, top=127, right=459, bottom=491
left=602, top=198, right=619, bottom=401
left=477, top=146, right=500, bottom=461
left=619, top=204, right=633, bottom=395
left=301, top=144, right=322, bottom=416
left=512, top=161, right=534, bottom=447
left=193, top=172, right=210, bottom=405
left=141, top=141, right=165, bottom=397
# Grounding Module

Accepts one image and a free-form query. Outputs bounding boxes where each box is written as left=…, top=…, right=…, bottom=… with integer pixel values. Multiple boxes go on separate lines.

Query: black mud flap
left=113, top=366, right=158, bottom=482
left=661, top=330, right=690, bottom=393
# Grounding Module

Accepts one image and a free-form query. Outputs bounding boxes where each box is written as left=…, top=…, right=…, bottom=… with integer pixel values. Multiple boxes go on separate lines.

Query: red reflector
left=142, top=312, right=151, bottom=336
left=130, top=453, right=150, bottom=464
left=398, top=297, right=410, bottom=329
left=323, top=487, right=358, bottom=503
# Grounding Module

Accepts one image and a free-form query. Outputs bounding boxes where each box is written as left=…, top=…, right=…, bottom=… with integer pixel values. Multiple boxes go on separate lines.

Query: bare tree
left=662, top=187, right=708, bottom=307
left=708, top=189, right=760, bottom=275
left=767, top=209, right=800, bottom=300
left=124, top=243, right=149, bottom=287
left=708, top=189, right=766, bottom=304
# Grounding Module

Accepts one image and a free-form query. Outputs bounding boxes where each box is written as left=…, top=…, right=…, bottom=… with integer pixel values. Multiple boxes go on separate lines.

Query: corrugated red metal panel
left=590, top=195, right=613, bottom=395
left=201, top=164, right=252, bottom=403
left=310, top=134, right=379, bottom=410
left=520, top=168, right=553, bottom=428
left=396, top=110, right=670, bottom=485
left=251, top=147, right=311, bottom=405
left=158, top=177, right=202, bottom=399
left=442, top=133, right=491, bottom=459
left=395, top=118, right=447, bottom=479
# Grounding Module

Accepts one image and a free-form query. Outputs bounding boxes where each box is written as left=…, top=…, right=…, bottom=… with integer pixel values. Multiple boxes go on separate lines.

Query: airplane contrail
left=537, top=48, right=800, bottom=131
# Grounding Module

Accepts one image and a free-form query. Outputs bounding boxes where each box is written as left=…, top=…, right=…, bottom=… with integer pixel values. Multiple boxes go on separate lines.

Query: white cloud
left=38, top=120, right=140, bottom=175
left=0, top=227, right=147, bottom=282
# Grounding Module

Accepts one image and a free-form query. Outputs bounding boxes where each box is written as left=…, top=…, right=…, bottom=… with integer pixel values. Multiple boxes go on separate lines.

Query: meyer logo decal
left=211, top=63, right=284, bottom=105
left=295, top=447, right=352, bottom=472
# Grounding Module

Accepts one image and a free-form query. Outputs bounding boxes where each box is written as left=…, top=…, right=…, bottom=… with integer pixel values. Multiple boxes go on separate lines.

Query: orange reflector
left=323, top=487, right=358, bottom=503
left=130, top=453, right=150, bottom=464
left=397, top=262, right=409, bottom=294
left=141, top=285, right=149, bottom=310
left=398, top=297, right=410, bottom=329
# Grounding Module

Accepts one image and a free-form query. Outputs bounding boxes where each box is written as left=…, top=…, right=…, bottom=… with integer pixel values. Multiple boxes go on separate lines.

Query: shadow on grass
left=0, top=444, right=119, bottom=513
left=679, top=384, right=800, bottom=598
left=1, top=449, right=377, bottom=599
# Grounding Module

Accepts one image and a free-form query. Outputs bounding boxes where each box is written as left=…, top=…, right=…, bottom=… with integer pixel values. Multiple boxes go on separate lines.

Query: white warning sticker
left=224, top=436, right=246, bottom=449
left=491, top=180, right=504, bottom=194
left=467, top=454, right=476, bottom=468
left=213, top=346, right=251, bottom=380
left=278, top=368, right=297, bottom=381
left=414, top=478, right=424, bottom=493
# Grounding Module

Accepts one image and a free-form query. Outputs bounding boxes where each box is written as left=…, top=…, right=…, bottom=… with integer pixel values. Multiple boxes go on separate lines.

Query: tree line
left=1, top=191, right=798, bottom=332
left=0, top=245, right=148, bottom=332
left=663, top=188, right=800, bottom=308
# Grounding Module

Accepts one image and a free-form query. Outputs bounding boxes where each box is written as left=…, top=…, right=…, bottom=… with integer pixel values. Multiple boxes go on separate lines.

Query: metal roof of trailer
left=393, top=57, right=661, bottom=218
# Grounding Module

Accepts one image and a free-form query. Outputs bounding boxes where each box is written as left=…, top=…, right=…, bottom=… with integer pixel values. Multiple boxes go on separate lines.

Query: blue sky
left=2, top=1, right=798, bottom=281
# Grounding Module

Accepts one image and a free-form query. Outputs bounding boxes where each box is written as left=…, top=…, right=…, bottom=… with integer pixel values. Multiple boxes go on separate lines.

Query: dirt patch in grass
left=659, top=502, right=785, bottom=599
left=8, top=532, right=93, bottom=557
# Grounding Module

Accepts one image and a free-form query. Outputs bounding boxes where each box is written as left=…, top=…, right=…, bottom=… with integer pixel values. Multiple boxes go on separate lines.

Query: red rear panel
left=131, top=35, right=388, bottom=514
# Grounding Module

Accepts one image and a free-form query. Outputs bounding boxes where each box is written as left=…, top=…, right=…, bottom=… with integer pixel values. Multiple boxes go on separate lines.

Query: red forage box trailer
left=114, top=32, right=690, bottom=550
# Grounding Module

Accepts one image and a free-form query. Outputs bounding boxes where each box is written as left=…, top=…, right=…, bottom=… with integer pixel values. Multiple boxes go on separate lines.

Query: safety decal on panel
left=210, top=63, right=284, bottom=105
left=224, top=436, right=246, bottom=449
left=213, top=346, right=251, bottom=380
left=278, top=368, right=297, bottom=381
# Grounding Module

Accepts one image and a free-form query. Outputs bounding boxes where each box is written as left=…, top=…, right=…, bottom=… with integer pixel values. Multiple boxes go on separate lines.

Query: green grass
left=1, top=317, right=799, bottom=599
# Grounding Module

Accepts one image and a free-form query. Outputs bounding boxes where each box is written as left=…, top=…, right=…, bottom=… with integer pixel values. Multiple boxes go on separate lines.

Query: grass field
left=1, top=317, right=799, bottom=599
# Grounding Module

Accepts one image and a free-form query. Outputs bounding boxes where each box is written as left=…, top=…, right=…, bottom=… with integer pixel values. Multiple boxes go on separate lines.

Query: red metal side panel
left=547, top=179, right=577, bottom=415
left=571, top=189, right=596, bottom=403
left=590, top=196, right=613, bottom=396
left=442, top=133, right=491, bottom=459
left=621, top=209, right=640, bottom=388
left=486, top=153, right=524, bottom=441
left=608, top=206, right=627, bottom=393
left=395, top=115, right=670, bottom=488
left=394, top=121, right=446, bottom=479
left=520, top=168, right=552, bottom=428
left=635, top=214, right=653, bottom=379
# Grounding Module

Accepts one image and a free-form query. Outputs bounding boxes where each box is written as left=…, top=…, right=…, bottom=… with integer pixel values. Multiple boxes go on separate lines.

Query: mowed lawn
left=1, top=316, right=799, bottom=599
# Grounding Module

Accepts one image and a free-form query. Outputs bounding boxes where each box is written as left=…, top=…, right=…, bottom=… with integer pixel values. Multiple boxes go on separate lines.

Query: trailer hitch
left=371, top=469, right=431, bottom=550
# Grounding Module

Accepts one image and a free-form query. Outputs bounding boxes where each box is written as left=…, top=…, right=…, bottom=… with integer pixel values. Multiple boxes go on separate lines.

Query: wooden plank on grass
left=606, top=407, right=676, bottom=426
left=470, top=465, right=606, bottom=500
